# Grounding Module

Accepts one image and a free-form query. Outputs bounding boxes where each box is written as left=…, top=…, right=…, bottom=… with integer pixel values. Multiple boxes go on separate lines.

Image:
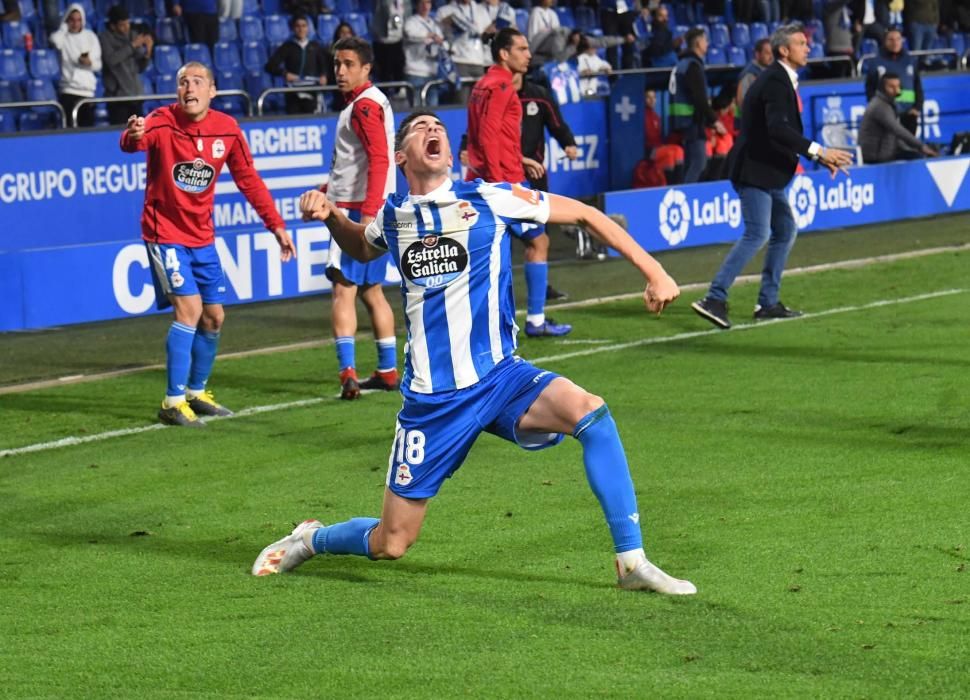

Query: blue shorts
left=386, top=357, right=564, bottom=499
left=326, top=208, right=393, bottom=286
left=145, top=242, right=226, bottom=311
left=509, top=181, right=545, bottom=240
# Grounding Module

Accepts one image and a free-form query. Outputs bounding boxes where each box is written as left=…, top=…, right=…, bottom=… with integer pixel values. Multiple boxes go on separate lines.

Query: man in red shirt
left=465, top=27, right=571, bottom=338
left=324, top=37, right=398, bottom=400
left=121, top=62, right=296, bottom=427
left=634, top=88, right=684, bottom=187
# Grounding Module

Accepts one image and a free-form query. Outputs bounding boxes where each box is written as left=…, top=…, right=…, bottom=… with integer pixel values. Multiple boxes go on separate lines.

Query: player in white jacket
left=49, top=2, right=102, bottom=126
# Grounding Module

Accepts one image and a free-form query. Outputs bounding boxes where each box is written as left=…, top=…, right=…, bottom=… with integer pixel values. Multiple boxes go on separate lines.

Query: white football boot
left=617, top=557, right=697, bottom=595
left=252, top=519, right=323, bottom=576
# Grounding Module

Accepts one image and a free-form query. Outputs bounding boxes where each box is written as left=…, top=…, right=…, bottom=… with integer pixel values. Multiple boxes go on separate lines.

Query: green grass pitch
left=1, top=218, right=968, bottom=697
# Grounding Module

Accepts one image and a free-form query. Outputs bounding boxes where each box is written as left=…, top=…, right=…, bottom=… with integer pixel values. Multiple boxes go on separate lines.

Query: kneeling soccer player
left=252, top=110, right=695, bottom=594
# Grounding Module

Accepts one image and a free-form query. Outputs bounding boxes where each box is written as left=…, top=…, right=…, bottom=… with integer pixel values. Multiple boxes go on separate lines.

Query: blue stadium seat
left=768, top=20, right=781, bottom=33
left=708, top=22, right=729, bottom=48
left=0, top=108, right=16, bottom=132
left=156, top=17, right=185, bottom=45
left=514, top=8, right=527, bottom=34
left=19, top=110, right=56, bottom=130
left=139, top=71, right=153, bottom=95
left=342, top=12, right=368, bottom=39
left=673, top=24, right=689, bottom=40
left=155, top=72, right=177, bottom=93
left=726, top=45, right=746, bottom=65
left=805, top=18, right=824, bottom=46
left=749, top=22, right=767, bottom=42
left=25, top=77, right=61, bottom=125
left=239, top=15, right=264, bottom=42
left=28, top=48, right=59, bottom=80
left=0, top=48, right=28, bottom=81
left=574, top=6, right=596, bottom=32
left=241, top=40, right=267, bottom=71
left=19, top=0, right=38, bottom=20
left=244, top=68, right=285, bottom=113
left=264, top=14, right=290, bottom=48
left=218, top=17, right=238, bottom=42
left=949, top=32, right=966, bottom=58
left=554, top=7, right=575, bottom=29
left=0, top=77, right=24, bottom=102
left=261, top=0, right=281, bottom=13
left=318, top=13, right=340, bottom=41
left=153, top=44, right=182, bottom=75
left=242, top=0, right=261, bottom=14
left=731, top=22, right=750, bottom=49
left=335, top=0, right=358, bottom=13
left=214, top=68, right=247, bottom=114
left=808, top=42, right=824, bottom=59
left=184, top=42, right=213, bottom=67
left=213, top=41, right=241, bottom=71
left=125, top=0, right=157, bottom=17
left=706, top=46, right=726, bottom=65
left=859, top=37, right=878, bottom=57
left=2, top=20, right=30, bottom=50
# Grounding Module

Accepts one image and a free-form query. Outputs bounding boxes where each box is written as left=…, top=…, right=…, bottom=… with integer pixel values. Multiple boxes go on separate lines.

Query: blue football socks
left=574, top=405, right=643, bottom=554
left=523, top=262, right=548, bottom=317
left=335, top=336, right=356, bottom=371
left=376, top=337, right=397, bottom=372
left=311, top=517, right=380, bottom=559
left=166, top=321, right=196, bottom=398
left=187, top=329, right=220, bottom=392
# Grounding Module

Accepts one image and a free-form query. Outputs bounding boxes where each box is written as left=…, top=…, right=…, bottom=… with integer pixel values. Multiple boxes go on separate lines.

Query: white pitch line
left=1, top=288, right=963, bottom=460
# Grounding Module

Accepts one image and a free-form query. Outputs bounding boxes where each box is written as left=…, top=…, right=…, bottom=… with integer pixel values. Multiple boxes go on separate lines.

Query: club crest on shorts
left=395, top=464, right=412, bottom=486
left=212, top=139, right=225, bottom=159
left=170, top=271, right=184, bottom=288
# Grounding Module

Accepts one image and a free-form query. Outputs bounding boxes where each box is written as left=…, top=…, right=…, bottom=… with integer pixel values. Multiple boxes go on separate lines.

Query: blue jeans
left=907, top=22, right=937, bottom=51
left=682, top=129, right=708, bottom=184
left=708, top=185, right=797, bottom=307
left=407, top=75, right=439, bottom=107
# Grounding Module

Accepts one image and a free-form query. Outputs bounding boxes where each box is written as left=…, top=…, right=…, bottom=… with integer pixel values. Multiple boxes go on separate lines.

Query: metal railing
left=419, top=76, right=476, bottom=105
left=857, top=48, right=962, bottom=75
left=73, top=90, right=254, bottom=124
left=0, top=99, right=67, bottom=128
left=256, top=81, right=418, bottom=115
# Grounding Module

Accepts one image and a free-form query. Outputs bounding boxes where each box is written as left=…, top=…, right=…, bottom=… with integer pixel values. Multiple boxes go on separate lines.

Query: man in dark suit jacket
left=691, top=23, right=853, bottom=330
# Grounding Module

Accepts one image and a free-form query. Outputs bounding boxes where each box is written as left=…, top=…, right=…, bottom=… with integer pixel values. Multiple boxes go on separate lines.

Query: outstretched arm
left=546, top=194, right=679, bottom=315
left=299, top=189, right=385, bottom=262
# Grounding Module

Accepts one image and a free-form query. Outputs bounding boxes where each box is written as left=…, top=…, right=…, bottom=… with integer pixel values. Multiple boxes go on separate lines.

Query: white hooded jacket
left=49, top=3, right=102, bottom=97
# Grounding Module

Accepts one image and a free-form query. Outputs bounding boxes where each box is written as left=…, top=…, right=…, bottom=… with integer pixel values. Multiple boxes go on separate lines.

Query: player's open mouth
left=184, top=97, right=198, bottom=105
left=425, top=138, right=441, bottom=158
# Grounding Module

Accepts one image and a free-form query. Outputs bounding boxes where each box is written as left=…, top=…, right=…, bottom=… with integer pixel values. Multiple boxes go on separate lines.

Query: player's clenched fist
left=299, top=189, right=333, bottom=223
left=126, top=115, right=146, bottom=141
left=643, top=274, right=679, bottom=316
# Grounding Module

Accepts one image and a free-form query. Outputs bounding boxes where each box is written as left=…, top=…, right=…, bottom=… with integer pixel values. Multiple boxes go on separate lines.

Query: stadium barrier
left=74, top=90, right=255, bottom=121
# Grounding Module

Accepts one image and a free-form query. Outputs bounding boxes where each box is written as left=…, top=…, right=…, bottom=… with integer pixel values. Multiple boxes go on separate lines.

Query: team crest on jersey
left=402, top=235, right=468, bottom=289
left=457, top=201, right=479, bottom=226
left=512, top=184, right=540, bottom=205
left=526, top=102, right=539, bottom=116
left=212, top=139, right=225, bottom=159
left=170, top=271, right=184, bottom=288
left=172, top=159, right=216, bottom=193
left=395, top=464, right=412, bottom=486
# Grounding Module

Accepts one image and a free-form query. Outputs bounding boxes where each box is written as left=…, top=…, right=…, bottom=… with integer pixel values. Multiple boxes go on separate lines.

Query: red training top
left=466, top=64, right=525, bottom=184
left=120, top=104, right=285, bottom=246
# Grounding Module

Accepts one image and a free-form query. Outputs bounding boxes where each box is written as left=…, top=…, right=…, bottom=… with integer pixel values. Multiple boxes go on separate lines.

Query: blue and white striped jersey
left=364, top=178, right=551, bottom=395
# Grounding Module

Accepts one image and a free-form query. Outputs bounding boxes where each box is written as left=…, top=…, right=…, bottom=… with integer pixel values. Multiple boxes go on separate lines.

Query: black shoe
left=545, top=284, right=568, bottom=301
left=691, top=297, right=731, bottom=329
left=753, top=302, right=803, bottom=320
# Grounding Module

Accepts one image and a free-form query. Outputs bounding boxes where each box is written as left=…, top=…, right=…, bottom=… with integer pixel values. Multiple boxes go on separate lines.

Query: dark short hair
left=754, top=37, right=771, bottom=53
left=685, top=27, right=707, bottom=49
left=770, top=22, right=805, bottom=59
left=880, top=71, right=901, bottom=90
left=394, top=109, right=440, bottom=153
left=491, top=27, right=525, bottom=63
left=333, top=21, right=354, bottom=43
left=106, top=4, right=129, bottom=24
left=333, top=36, right=373, bottom=66
left=289, top=13, right=309, bottom=29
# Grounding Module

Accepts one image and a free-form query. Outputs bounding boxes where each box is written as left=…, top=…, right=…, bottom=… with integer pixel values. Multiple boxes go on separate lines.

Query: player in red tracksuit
left=465, top=27, right=571, bottom=338
left=121, top=61, right=296, bottom=427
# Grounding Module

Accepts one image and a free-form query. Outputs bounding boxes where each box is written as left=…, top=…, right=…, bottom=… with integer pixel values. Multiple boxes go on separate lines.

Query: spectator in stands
left=633, top=88, right=684, bottom=188
left=865, top=28, right=923, bottom=134
left=168, top=1, right=219, bottom=51
left=781, top=0, right=814, bottom=20
left=283, top=0, right=332, bottom=17
left=703, top=88, right=736, bottom=180
left=852, top=0, right=890, bottom=50
left=0, top=0, right=20, bottom=22
left=371, top=0, right=411, bottom=83
left=436, top=0, right=491, bottom=103
left=822, top=0, right=858, bottom=76
left=482, top=0, right=517, bottom=51
left=642, top=5, right=682, bottom=68
left=691, top=24, right=853, bottom=330
left=404, top=0, right=446, bottom=106
left=906, top=0, right=940, bottom=50
left=737, top=38, right=773, bottom=109
left=669, top=28, right=725, bottom=183
left=858, top=72, right=938, bottom=162
left=576, top=34, right=613, bottom=96
left=599, top=0, right=639, bottom=69
left=265, top=14, right=330, bottom=114
left=327, top=21, right=357, bottom=111
left=950, top=0, right=970, bottom=30
left=99, top=6, right=153, bottom=125
left=50, top=3, right=102, bottom=128
left=526, top=0, right=578, bottom=65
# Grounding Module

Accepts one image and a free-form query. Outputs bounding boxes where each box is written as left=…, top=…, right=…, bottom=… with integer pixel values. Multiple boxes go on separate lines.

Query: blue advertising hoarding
left=0, top=102, right=608, bottom=331
left=604, top=156, right=970, bottom=254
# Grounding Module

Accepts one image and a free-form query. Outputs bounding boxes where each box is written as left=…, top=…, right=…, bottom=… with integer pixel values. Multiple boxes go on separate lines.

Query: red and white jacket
left=121, top=104, right=284, bottom=247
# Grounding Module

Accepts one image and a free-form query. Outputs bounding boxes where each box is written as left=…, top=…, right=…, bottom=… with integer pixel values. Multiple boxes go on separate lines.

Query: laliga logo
left=659, top=189, right=690, bottom=245
left=788, top=175, right=818, bottom=229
